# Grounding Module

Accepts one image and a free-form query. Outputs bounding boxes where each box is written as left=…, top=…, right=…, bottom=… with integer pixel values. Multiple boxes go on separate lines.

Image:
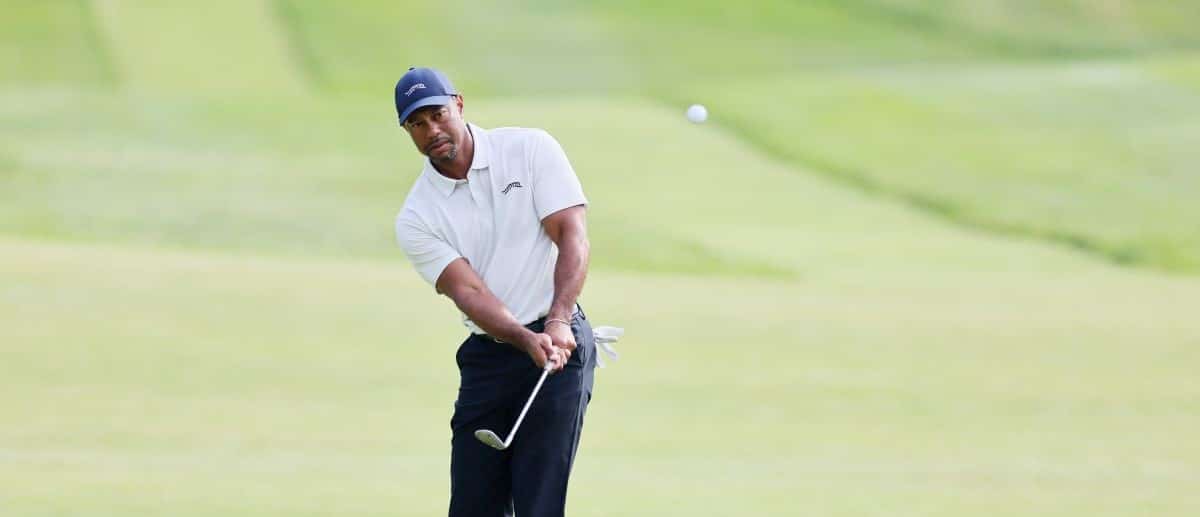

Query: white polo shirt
left=395, top=123, right=588, bottom=334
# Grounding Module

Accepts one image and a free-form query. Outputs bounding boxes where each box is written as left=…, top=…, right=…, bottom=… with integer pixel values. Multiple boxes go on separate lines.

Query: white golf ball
left=686, top=104, right=708, bottom=123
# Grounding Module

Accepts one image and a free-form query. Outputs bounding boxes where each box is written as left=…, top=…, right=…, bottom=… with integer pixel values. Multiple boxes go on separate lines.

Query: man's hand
left=436, top=259, right=568, bottom=371
left=544, top=321, right=577, bottom=363
left=520, top=332, right=566, bottom=372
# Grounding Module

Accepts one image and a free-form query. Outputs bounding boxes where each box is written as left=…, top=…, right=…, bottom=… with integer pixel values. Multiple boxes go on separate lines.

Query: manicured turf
left=277, top=0, right=1200, bottom=271
left=4, top=235, right=1198, bottom=516
left=676, top=57, right=1200, bottom=271
left=91, top=0, right=308, bottom=95
left=847, top=0, right=1200, bottom=55
left=0, top=0, right=113, bottom=85
left=3, top=1, right=1199, bottom=515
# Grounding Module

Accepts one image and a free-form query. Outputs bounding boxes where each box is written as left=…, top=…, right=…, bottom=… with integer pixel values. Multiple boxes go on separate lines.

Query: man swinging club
left=393, top=67, right=611, bottom=517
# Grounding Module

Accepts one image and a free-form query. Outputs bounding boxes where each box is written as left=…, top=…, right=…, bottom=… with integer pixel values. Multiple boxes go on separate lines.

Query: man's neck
left=432, top=126, right=475, bottom=180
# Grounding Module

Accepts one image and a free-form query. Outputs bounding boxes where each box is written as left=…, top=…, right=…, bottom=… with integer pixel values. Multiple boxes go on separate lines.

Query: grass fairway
left=4, top=1, right=1200, bottom=515
left=278, top=0, right=1200, bottom=273
left=4, top=235, right=1199, bottom=516
left=91, top=0, right=307, bottom=95
left=0, top=0, right=112, bottom=85
left=678, top=57, right=1200, bottom=271
left=279, top=0, right=968, bottom=96
left=4, top=92, right=1200, bottom=515
left=847, top=0, right=1200, bottom=54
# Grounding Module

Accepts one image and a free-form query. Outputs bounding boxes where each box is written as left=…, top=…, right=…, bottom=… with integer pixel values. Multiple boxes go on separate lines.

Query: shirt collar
left=467, top=123, right=490, bottom=171
left=422, top=123, right=489, bottom=198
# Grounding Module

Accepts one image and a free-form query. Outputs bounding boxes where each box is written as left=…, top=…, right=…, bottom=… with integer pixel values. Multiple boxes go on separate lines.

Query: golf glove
left=592, top=326, right=623, bottom=368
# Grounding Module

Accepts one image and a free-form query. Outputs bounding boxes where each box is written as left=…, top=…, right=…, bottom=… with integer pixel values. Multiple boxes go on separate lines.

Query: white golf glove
left=592, top=326, right=624, bottom=368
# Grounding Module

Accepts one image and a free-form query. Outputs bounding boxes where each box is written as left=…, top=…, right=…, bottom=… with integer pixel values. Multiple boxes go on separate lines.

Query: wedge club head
left=474, top=429, right=508, bottom=450
left=473, top=357, right=556, bottom=451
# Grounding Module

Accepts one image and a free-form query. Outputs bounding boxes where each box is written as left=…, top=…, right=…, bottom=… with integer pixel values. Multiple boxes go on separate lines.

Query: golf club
left=474, top=355, right=557, bottom=450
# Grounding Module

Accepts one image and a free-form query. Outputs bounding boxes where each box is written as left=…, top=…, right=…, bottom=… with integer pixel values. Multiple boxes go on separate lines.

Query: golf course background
left=2, top=1, right=1198, bottom=515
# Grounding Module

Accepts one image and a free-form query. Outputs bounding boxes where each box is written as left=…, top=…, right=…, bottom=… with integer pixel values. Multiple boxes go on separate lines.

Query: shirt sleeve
left=395, top=211, right=461, bottom=288
left=530, top=130, right=588, bottom=221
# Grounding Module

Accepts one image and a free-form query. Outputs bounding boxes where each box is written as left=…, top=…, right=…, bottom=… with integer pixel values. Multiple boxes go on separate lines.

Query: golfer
left=392, top=67, right=596, bottom=517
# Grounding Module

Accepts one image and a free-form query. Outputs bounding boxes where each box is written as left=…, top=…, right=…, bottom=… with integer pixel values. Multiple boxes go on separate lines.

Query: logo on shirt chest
left=501, top=181, right=524, bottom=195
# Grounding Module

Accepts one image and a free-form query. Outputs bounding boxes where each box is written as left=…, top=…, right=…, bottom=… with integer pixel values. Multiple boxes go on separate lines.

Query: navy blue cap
left=394, top=67, right=458, bottom=125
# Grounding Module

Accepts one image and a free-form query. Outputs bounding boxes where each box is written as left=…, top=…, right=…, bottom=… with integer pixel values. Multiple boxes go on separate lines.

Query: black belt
left=480, top=306, right=585, bottom=344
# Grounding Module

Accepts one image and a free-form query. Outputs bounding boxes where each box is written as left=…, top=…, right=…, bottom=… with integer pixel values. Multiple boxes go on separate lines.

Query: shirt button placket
left=470, top=173, right=494, bottom=254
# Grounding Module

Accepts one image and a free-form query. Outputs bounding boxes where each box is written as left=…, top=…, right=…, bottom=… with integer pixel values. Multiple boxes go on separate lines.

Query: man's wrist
left=546, top=304, right=575, bottom=323
left=545, top=318, right=571, bottom=330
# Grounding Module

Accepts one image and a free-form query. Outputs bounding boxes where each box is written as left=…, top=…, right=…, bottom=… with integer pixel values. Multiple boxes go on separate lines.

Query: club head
left=474, top=429, right=508, bottom=450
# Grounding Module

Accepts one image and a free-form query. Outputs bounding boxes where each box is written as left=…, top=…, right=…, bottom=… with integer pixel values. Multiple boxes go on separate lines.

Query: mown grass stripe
left=272, top=0, right=327, bottom=93
left=79, top=0, right=120, bottom=88
left=705, top=97, right=1177, bottom=273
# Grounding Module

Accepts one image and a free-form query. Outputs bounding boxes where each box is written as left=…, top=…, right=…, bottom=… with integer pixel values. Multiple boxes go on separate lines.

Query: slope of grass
left=7, top=1, right=1197, bottom=273
left=0, top=0, right=113, bottom=85
left=270, top=0, right=1200, bottom=275
left=278, top=0, right=969, bottom=98
left=12, top=0, right=1200, bottom=96
left=1, top=87, right=1125, bottom=277
left=0, top=89, right=818, bottom=277
left=90, top=0, right=307, bottom=95
left=856, top=0, right=1200, bottom=55
left=679, top=58, right=1200, bottom=271
left=278, top=0, right=1200, bottom=100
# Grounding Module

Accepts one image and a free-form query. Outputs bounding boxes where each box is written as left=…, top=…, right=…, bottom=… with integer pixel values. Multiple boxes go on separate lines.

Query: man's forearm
left=450, top=286, right=536, bottom=346
left=547, top=230, right=589, bottom=322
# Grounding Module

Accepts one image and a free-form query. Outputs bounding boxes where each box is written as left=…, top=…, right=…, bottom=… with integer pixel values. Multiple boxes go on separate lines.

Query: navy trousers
left=449, top=311, right=596, bottom=517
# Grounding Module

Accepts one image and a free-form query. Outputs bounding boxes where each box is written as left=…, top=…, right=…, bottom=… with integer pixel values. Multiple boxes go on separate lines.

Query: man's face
left=403, top=96, right=467, bottom=164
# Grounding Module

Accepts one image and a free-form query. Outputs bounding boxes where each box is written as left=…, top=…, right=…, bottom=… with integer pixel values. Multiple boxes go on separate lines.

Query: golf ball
left=686, top=104, right=707, bottom=123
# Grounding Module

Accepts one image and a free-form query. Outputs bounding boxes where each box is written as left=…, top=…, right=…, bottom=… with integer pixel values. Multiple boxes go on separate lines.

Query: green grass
left=276, top=0, right=1200, bottom=271
left=89, top=0, right=307, bottom=95
left=854, top=0, right=1200, bottom=55
left=677, top=57, right=1200, bottom=271
left=8, top=1, right=1198, bottom=271
left=3, top=90, right=1200, bottom=515
left=0, top=90, right=806, bottom=277
left=279, top=0, right=971, bottom=97
left=4, top=1, right=1200, bottom=515
left=278, top=0, right=1200, bottom=100
left=0, top=0, right=113, bottom=85
left=1, top=89, right=1130, bottom=276
left=4, top=235, right=1198, bottom=516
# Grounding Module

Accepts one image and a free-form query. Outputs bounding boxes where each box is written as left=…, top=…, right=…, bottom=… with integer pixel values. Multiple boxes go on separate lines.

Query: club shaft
left=504, top=366, right=552, bottom=446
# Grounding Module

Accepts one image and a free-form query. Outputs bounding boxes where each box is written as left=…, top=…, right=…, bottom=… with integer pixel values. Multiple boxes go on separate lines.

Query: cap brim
left=399, top=95, right=454, bottom=125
